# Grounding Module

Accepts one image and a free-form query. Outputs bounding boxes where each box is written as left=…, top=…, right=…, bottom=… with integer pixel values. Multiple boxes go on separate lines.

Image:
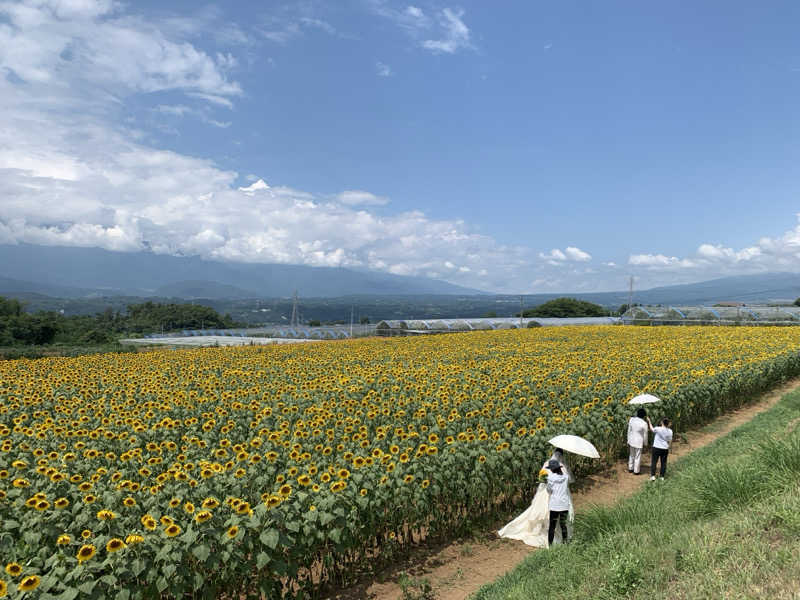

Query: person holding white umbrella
left=497, top=435, right=598, bottom=547
left=627, top=408, right=649, bottom=475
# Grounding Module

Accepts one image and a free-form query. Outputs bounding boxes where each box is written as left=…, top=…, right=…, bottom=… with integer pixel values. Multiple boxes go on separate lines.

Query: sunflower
left=57, top=534, right=71, bottom=545
left=81, top=529, right=92, bottom=539
left=106, top=538, right=126, bottom=553
left=0, top=579, right=6, bottom=598
left=297, top=474, right=311, bottom=486
left=201, top=497, right=220, bottom=509
left=123, top=497, right=136, bottom=507
left=96, top=509, right=116, bottom=521
left=125, top=534, right=144, bottom=546
left=141, top=515, right=157, bottom=530
left=4, top=564, right=21, bottom=578
left=168, top=497, right=181, bottom=508
left=225, top=525, right=239, bottom=539
left=164, top=524, right=181, bottom=538
left=183, top=502, right=195, bottom=514
left=54, top=497, right=69, bottom=509
left=265, top=495, right=282, bottom=509
left=195, top=510, right=212, bottom=524
left=76, top=544, right=97, bottom=563
left=18, top=575, right=40, bottom=592
left=278, top=484, right=292, bottom=497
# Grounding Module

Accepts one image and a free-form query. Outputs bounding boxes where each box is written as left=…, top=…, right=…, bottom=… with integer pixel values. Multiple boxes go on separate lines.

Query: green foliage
left=0, top=295, right=240, bottom=353
left=604, top=552, right=643, bottom=596
left=521, top=298, right=610, bottom=318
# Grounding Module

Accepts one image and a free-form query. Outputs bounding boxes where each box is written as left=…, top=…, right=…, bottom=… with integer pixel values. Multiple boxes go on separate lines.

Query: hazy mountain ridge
left=2, top=245, right=800, bottom=309
left=0, top=244, right=484, bottom=297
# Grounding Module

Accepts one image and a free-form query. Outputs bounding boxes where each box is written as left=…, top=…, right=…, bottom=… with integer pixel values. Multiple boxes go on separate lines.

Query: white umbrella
left=548, top=434, right=600, bottom=459
left=628, top=393, right=661, bottom=405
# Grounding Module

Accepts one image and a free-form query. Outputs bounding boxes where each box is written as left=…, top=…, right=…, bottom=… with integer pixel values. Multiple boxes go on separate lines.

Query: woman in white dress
left=497, top=448, right=575, bottom=547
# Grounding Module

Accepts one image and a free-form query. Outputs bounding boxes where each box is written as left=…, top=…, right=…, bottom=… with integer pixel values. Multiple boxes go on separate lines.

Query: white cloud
left=565, top=246, right=591, bottom=261
left=336, top=190, right=389, bottom=206
left=538, top=247, right=591, bottom=263
left=628, top=254, right=698, bottom=268
left=257, top=11, right=338, bottom=44
left=376, top=61, right=392, bottom=77
left=371, top=3, right=471, bottom=54
left=421, top=8, right=471, bottom=54
left=238, top=179, right=271, bottom=194
left=539, top=248, right=567, bottom=262
left=368, top=1, right=430, bottom=32
left=0, top=2, right=241, bottom=99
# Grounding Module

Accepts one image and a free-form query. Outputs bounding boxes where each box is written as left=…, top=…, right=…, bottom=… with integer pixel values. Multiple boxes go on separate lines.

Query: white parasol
left=628, top=393, right=661, bottom=405
left=548, top=434, right=600, bottom=459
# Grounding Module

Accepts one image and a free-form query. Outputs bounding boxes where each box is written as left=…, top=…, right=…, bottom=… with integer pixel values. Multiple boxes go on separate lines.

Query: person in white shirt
left=648, top=417, right=673, bottom=480
left=626, top=408, right=649, bottom=474
left=546, top=458, right=571, bottom=546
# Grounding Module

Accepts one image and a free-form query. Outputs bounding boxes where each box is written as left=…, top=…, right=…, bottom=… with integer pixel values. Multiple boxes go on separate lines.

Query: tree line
left=0, top=297, right=238, bottom=346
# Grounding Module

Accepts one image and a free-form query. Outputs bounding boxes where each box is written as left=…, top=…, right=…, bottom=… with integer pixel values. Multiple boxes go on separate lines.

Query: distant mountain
left=0, top=244, right=485, bottom=298
left=153, top=280, right=260, bottom=299
left=631, top=273, right=800, bottom=305
left=0, top=276, right=97, bottom=299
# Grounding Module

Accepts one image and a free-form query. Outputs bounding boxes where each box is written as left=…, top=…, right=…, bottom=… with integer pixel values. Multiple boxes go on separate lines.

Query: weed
left=604, top=552, right=643, bottom=596
left=398, top=572, right=437, bottom=600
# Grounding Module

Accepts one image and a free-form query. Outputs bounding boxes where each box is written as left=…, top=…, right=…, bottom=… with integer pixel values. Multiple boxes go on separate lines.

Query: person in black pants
left=545, top=458, right=571, bottom=545
left=648, top=417, right=673, bottom=480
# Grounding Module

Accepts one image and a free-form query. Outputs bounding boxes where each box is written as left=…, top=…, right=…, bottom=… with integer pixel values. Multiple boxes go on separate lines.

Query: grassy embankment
left=473, top=390, right=800, bottom=600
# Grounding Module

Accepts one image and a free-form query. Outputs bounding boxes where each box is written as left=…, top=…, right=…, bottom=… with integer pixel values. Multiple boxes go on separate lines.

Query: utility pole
left=350, top=305, right=354, bottom=339
left=628, top=276, right=634, bottom=317
left=290, top=290, right=299, bottom=327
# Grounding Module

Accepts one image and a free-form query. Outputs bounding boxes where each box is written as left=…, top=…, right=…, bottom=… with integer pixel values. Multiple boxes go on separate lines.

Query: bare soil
left=325, top=378, right=800, bottom=600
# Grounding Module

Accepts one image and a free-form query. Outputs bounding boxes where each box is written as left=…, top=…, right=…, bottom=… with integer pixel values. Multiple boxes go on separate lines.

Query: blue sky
left=2, top=0, right=800, bottom=293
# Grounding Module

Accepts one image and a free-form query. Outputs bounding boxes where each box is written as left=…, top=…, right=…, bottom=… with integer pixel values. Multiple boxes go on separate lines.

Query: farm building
left=375, top=316, right=620, bottom=336
left=621, top=305, right=800, bottom=325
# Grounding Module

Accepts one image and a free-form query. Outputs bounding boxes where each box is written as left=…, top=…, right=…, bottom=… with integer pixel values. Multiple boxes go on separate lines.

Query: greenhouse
left=621, top=305, right=800, bottom=325
left=375, top=316, right=620, bottom=336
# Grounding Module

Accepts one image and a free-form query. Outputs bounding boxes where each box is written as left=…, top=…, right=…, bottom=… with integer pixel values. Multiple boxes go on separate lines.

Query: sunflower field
left=2, top=326, right=800, bottom=599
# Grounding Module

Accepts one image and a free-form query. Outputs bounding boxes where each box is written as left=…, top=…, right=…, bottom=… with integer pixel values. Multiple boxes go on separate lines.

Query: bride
left=497, top=448, right=574, bottom=547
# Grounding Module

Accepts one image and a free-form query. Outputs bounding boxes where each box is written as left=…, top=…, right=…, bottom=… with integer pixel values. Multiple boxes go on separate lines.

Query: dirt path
left=326, top=378, right=800, bottom=600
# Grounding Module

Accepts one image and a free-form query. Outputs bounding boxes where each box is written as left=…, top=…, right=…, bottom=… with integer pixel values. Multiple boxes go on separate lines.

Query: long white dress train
left=497, top=454, right=574, bottom=547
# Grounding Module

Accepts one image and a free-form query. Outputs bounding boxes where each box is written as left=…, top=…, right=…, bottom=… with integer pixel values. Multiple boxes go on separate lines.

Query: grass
left=472, top=390, right=800, bottom=600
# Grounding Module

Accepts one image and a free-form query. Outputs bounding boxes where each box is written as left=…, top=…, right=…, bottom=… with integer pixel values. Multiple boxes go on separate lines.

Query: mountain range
left=1, top=244, right=800, bottom=308
left=0, top=244, right=482, bottom=298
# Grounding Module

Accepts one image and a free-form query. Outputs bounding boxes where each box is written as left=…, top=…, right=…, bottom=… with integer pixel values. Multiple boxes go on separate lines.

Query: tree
left=794, top=298, right=800, bottom=307
left=360, top=316, right=370, bottom=324
left=520, top=297, right=610, bottom=318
